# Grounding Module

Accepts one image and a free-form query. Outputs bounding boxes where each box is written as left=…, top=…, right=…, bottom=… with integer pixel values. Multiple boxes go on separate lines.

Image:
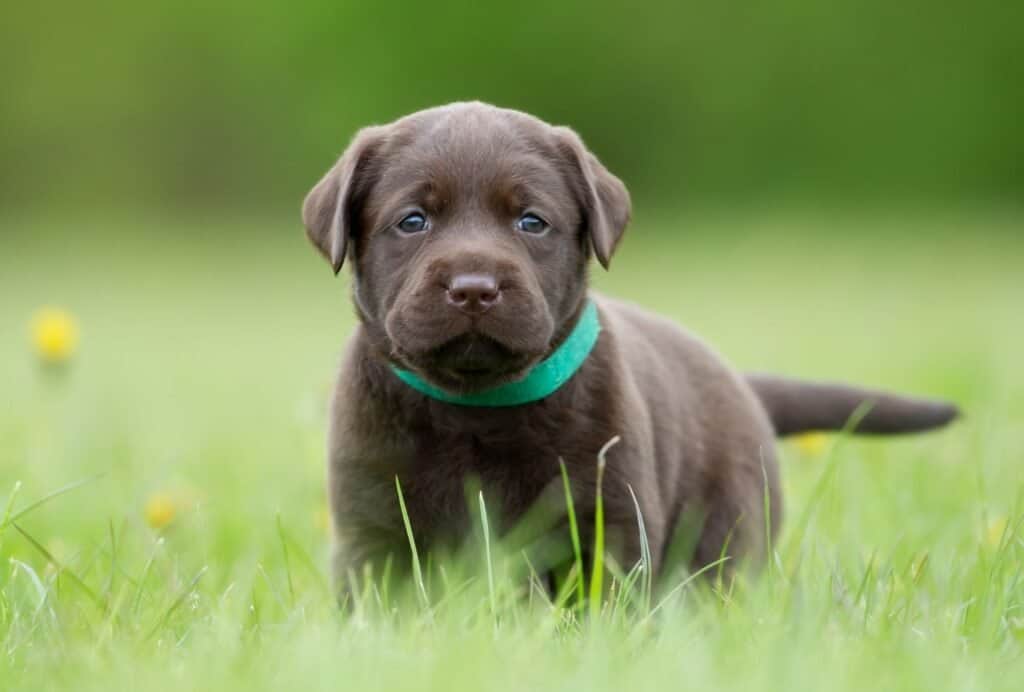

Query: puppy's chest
left=421, top=428, right=557, bottom=489
left=400, top=418, right=575, bottom=531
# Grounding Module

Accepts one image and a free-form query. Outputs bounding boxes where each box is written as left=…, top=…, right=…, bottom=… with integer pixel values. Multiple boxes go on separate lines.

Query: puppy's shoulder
left=591, top=292, right=752, bottom=402
left=592, top=293, right=712, bottom=361
left=591, top=293, right=772, bottom=445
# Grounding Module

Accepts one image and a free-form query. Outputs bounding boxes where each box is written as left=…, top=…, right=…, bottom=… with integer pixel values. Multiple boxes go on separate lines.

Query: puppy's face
left=303, top=103, right=630, bottom=393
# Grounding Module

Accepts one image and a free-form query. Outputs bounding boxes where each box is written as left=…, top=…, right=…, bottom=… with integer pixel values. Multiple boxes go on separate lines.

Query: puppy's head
left=303, top=102, right=630, bottom=393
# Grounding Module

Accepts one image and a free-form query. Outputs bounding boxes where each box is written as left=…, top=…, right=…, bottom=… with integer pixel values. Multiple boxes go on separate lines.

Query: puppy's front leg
left=330, top=527, right=410, bottom=606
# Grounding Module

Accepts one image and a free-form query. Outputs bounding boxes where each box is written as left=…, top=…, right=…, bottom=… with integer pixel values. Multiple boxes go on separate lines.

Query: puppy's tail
left=746, top=373, right=960, bottom=437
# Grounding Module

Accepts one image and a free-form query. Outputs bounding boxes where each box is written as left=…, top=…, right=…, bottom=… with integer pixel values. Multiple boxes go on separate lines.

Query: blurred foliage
left=1, top=1, right=1021, bottom=215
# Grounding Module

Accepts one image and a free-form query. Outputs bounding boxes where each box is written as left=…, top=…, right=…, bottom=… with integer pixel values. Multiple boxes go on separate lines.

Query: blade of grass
left=10, top=559, right=54, bottom=621
left=627, top=484, right=653, bottom=614
left=277, top=523, right=330, bottom=596
left=13, top=522, right=105, bottom=612
left=2, top=481, right=23, bottom=529
left=379, top=554, right=394, bottom=610
left=395, top=476, right=429, bottom=609
left=715, top=518, right=739, bottom=591
left=614, top=561, right=646, bottom=619
left=854, top=549, right=878, bottom=605
left=559, top=458, right=585, bottom=609
left=478, top=491, right=497, bottom=621
left=761, top=448, right=775, bottom=580
left=143, top=566, right=208, bottom=642
left=1, top=474, right=106, bottom=532
left=552, top=563, right=584, bottom=613
left=589, top=435, right=620, bottom=620
left=132, top=537, right=164, bottom=614
left=521, top=551, right=555, bottom=611
left=104, top=519, right=118, bottom=598
left=642, top=556, right=730, bottom=623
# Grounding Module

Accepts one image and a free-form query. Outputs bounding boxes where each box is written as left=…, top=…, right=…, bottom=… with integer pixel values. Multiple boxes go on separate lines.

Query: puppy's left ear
left=554, top=127, right=632, bottom=269
left=302, top=126, right=387, bottom=274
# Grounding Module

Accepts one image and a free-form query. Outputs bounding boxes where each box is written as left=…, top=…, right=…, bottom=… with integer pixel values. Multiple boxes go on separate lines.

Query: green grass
left=1, top=209, right=1023, bottom=691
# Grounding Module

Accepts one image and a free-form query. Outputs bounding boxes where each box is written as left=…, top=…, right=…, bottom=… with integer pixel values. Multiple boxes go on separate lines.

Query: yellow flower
left=30, top=308, right=79, bottom=365
left=144, top=493, right=177, bottom=530
left=792, top=432, right=829, bottom=457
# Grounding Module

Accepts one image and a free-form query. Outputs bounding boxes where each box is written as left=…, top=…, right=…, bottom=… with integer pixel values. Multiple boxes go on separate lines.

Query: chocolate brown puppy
left=302, top=102, right=957, bottom=590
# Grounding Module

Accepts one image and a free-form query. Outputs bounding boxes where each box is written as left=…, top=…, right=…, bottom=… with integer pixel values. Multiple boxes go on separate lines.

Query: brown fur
left=302, top=102, right=958, bottom=591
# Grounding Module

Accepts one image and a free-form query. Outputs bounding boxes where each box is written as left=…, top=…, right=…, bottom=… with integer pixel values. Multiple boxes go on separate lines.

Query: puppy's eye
left=515, top=213, right=549, bottom=235
left=397, top=212, right=429, bottom=234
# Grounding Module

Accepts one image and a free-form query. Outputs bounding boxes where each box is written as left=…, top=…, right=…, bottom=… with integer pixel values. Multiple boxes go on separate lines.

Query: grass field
left=1, top=209, right=1022, bottom=690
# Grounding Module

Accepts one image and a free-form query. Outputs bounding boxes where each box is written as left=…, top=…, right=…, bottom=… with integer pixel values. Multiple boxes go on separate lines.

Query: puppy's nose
left=446, top=273, right=501, bottom=314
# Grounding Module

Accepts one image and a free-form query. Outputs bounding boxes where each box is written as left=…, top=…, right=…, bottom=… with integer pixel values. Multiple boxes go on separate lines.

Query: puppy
left=302, top=102, right=957, bottom=590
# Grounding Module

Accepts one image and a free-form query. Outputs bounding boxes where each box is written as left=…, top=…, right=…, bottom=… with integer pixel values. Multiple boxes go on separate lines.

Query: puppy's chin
left=397, top=333, right=544, bottom=394
left=384, top=301, right=555, bottom=394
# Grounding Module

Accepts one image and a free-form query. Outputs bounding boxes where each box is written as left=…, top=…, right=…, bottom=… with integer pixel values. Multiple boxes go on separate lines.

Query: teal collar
left=391, top=300, right=601, bottom=407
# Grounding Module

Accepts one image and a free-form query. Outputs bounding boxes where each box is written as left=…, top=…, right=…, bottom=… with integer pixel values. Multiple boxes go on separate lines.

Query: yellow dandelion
left=30, top=307, right=79, bottom=365
left=985, top=515, right=1009, bottom=549
left=792, top=432, right=829, bottom=457
left=144, top=493, right=177, bottom=530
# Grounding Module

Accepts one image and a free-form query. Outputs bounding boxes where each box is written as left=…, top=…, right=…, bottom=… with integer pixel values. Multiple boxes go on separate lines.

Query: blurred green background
left=1, top=0, right=1022, bottom=215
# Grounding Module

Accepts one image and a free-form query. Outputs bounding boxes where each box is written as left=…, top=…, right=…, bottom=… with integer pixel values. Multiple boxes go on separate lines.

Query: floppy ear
left=554, top=127, right=632, bottom=269
left=302, top=126, right=387, bottom=274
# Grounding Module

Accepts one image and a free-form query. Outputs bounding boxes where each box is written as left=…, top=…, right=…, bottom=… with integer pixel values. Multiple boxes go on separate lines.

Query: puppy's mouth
left=425, top=333, right=537, bottom=390
left=384, top=290, right=556, bottom=394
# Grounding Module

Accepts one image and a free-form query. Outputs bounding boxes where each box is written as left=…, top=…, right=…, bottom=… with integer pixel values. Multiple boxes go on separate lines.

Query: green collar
left=391, top=300, right=601, bottom=407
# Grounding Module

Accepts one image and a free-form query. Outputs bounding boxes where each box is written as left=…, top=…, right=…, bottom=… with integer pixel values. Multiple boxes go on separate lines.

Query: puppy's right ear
left=302, top=126, right=387, bottom=274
